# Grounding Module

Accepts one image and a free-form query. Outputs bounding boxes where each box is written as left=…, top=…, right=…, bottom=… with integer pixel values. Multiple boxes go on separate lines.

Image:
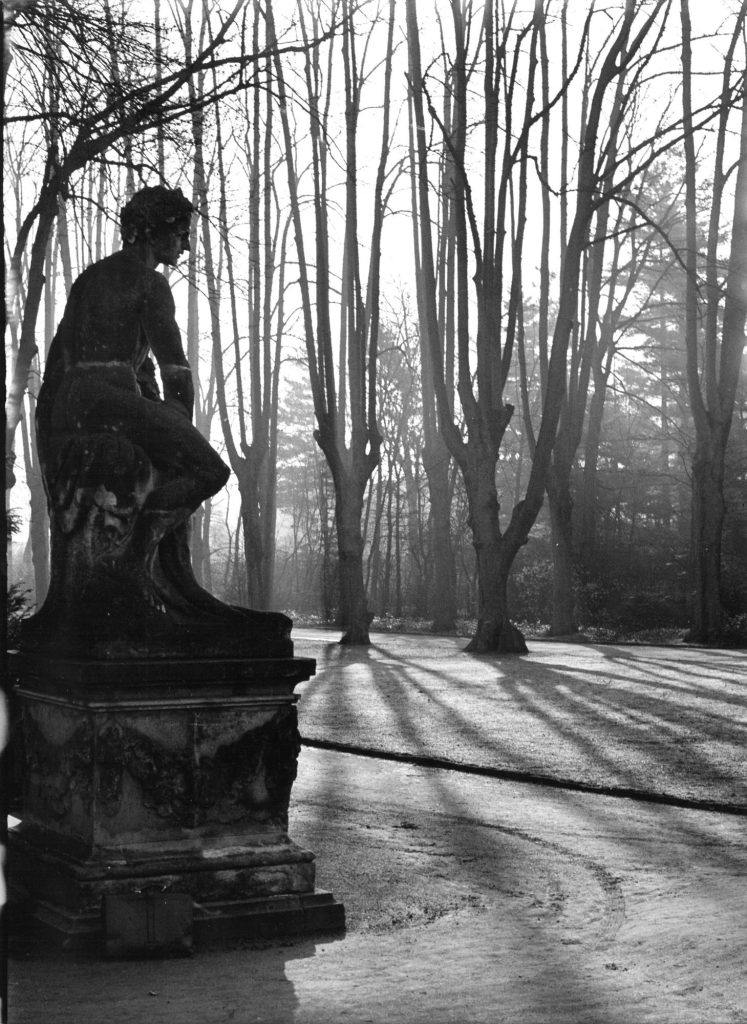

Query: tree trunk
left=578, top=373, right=606, bottom=568
left=382, top=476, right=394, bottom=617
left=269, top=0, right=393, bottom=643
left=463, top=457, right=527, bottom=654
left=546, top=468, right=577, bottom=635
left=680, top=0, right=747, bottom=642
left=406, top=12, right=458, bottom=635
left=366, top=463, right=384, bottom=612
left=688, top=434, right=727, bottom=639
left=238, top=448, right=275, bottom=610
left=20, top=401, right=49, bottom=607
left=423, top=439, right=457, bottom=632
left=318, top=463, right=336, bottom=623
left=399, top=445, right=427, bottom=619
left=394, top=470, right=403, bottom=618
left=6, top=189, right=59, bottom=487
left=335, top=480, right=370, bottom=644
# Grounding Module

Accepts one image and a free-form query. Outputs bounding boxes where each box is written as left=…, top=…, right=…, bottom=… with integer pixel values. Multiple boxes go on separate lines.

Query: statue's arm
left=144, top=273, right=194, bottom=420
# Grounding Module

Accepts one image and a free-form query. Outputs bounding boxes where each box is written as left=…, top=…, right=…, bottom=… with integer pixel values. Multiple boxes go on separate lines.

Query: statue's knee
left=212, top=456, right=230, bottom=492
left=195, top=453, right=229, bottom=501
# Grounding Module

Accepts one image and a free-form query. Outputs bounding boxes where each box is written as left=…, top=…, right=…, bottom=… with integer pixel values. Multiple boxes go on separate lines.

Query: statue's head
left=120, top=186, right=195, bottom=245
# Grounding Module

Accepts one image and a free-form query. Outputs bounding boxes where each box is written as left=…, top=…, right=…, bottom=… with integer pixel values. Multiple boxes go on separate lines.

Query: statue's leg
left=129, top=406, right=229, bottom=515
left=63, top=376, right=229, bottom=519
left=153, top=525, right=290, bottom=631
left=153, top=523, right=235, bottom=617
left=55, top=375, right=289, bottom=639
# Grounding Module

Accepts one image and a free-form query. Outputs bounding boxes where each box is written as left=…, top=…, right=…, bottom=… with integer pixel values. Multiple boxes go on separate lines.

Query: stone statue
left=22, top=186, right=291, bottom=659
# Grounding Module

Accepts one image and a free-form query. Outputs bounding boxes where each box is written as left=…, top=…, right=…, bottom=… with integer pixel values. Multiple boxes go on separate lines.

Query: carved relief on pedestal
left=22, top=712, right=94, bottom=821
left=95, top=709, right=301, bottom=829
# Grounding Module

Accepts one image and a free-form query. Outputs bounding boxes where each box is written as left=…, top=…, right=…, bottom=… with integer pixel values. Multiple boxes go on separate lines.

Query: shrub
left=717, top=613, right=747, bottom=649
left=508, top=559, right=555, bottom=624
left=610, top=591, right=689, bottom=632
left=7, top=583, right=32, bottom=650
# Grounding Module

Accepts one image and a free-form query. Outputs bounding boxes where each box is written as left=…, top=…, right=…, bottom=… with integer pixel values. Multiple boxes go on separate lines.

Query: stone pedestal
left=8, top=653, right=345, bottom=953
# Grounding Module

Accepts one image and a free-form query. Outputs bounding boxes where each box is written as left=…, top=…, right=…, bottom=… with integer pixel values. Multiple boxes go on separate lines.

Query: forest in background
left=4, top=0, right=747, bottom=650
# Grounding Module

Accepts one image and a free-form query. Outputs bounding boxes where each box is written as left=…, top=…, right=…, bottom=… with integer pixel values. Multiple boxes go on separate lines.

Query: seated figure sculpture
left=23, top=186, right=291, bottom=659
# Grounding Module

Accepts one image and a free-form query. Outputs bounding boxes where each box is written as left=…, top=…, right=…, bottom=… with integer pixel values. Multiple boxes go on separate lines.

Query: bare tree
left=176, top=0, right=289, bottom=608
left=4, top=0, right=333, bottom=488
left=680, top=0, right=747, bottom=641
left=269, top=0, right=397, bottom=643
left=408, top=0, right=670, bottom=652
left=406, top=50, right=458, bottom=633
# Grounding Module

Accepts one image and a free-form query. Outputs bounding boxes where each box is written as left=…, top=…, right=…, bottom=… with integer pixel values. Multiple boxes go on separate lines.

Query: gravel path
left=10, top=749, right=747, bottom=1023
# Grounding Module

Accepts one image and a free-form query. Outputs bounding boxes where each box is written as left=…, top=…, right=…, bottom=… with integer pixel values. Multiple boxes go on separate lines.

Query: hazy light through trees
left=4, top=0, right=746, bottom=647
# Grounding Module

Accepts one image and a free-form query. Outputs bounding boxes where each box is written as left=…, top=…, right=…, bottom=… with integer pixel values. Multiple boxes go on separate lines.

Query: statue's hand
left=161, top=363, right=195, bottom=421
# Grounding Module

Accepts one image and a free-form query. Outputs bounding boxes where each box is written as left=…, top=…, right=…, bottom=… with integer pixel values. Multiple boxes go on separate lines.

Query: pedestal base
left=12, top=886, right=344, bottom=955
left=8, top=653, right=345, bottom=954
